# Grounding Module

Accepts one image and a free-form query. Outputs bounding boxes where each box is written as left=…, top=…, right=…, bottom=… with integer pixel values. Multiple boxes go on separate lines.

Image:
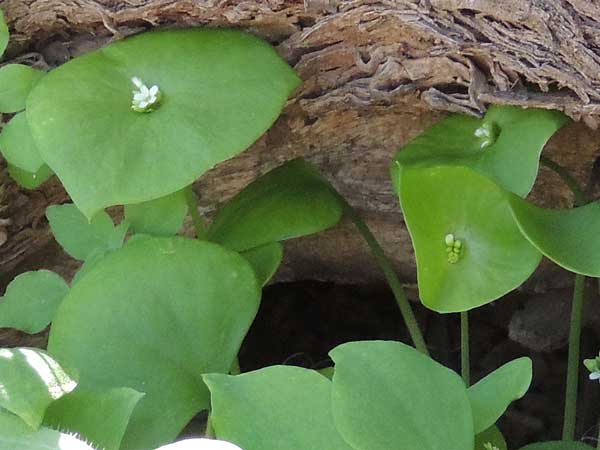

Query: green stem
left=563, top=273, right=586, bottom=441
left=205, top=415, right=215, bottom=438
left=230, top=357, right=241, bottom=375
left=185, top=186, right=208, bottom=239
left=341, top=199, right=429, bottom=356
left=540, top=156, right=587, bottom=206
left=460, top=311, right=470, bottom=386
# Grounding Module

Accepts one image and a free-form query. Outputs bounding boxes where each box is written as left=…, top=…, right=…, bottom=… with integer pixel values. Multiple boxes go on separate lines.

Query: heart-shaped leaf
left=0, top=112, right=44, bottom=173
left=207, top=159, right=343, bottom=252
left=240, top=242, right=283, bottom=286
left=46, top=204, right=127, bottom=261
left=392, top=106, right=568, bottom=197
left=7, top=164, right=53, bottom=189
left=125, top=189, right=188, bottom=236
left=508, top=194, right=600, bottom=276
left=399, top=165, right=541, bottom=312
left=157, top=439, right=243, bottom=450
left=48, top=237, right=261, bottom=450
left=475, top=426, right=507, bottom=450
left=204, top=366, right=353, bottom=450
left=0, top=270, right=69, bottom=333
left=0, top=347, right=77, bottom=429
left=44, top=387, right=144, bottom=450
left=468, top=357, right=532, bottom=433
left=330, top=340, right=473, bottom=450
left=0, top=64, right=44, bottom=113
left=27, top=29, right=300, bottom=219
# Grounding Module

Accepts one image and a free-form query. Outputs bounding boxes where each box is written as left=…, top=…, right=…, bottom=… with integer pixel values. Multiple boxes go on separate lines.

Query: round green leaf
left=44, top=387, right=144, bottom=450
left=125, top=189, right=188, bottom=236
left=392, top=106, right=568, bottom=197
left=400, top=165, right=542, bottom=312
left=0, top=64, right=44, bottom=113
left=207, top=159, right=343, bottom=252
left=8, top=164, right=53, bottom=189
left=157, top=439, right=243, bottom=450
left=240, top=242, right=283, bottom=286
left=475, top=426, right=507, bottom=450
left=47, top=237, right=261, bottom=450
left=519, top=442, right=592, bottom=450
left=0, top=9, right=8, bottom=58
left=204, top=366, right=353, bottom=450
left=0, top=270, right=69, bottom=333
left=0, top=347, right=77, bottom=429
left=508, top=194, right=600, bottom=276
left=329, top=340, right=473, bottom=450
left=0, top=112, right=44, bottom=173
left=27, top=29, right=300, bottom=219
left=468, top=357, right=532, bottom=434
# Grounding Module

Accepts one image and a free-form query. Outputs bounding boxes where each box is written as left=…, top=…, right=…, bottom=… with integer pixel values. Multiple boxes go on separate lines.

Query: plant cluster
left=0, top=7, right=598, bottom=450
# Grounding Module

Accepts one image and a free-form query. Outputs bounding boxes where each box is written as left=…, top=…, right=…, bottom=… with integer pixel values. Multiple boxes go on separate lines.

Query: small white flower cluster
left=483, top=443, right=499, bottom=450
left=584, top=353, right=600, bottom=382
left=474, top=123, right=495, bottom=149
left=445, top=233, right=463, bottom=264
left=131, top=76, right=161, bottom=113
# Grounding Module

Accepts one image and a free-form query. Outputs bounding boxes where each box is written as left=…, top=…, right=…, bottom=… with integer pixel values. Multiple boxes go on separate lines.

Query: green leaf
left=204, top=366, right=353, bottom=450
left=8, top=164, right=53, bottom=189
left=399, top=165, right=542, bottom=312
left=392, top=106, right=568, bottom=197
left=468, top=357, right=532, bottom=434
left=207, top=159, right=343, bottom=252
left=46, top=204, right=126, bottom=260
left=0, top=410, right=96, bottom=450
left=157, top=439, right=243, bottom=449
left=475, top=426, right=507, bottom=450
left=0, top=9, right=8, bottom=58
left=27, top=29, right=300, bottom=219
left=519, top=442, right=593, bottom=450
left=48, top=237, right=260, bottom=450
left=508, top=194, right=600, bottom=276
left=0, top=112, right=44, bottom=173
left=0, top=64, right=44, bottom=113
left=44, top=387, right=144, bottom=450
left=329, top=340, right=473, bottom=450
left=0, top=347, right=77, bottom=429
left=0, top=270, right=69, bottom=333
left=125, top=189, right=188, bottom=236
left=240, top=242, right=283, bottom=286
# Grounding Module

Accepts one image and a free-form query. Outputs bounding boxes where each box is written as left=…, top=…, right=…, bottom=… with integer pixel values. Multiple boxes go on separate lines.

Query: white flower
left=590, top=370, right=600, bottom=382
left=131, top=76, right=161, bottom=112
left=156, top=438, right=243, bottom=450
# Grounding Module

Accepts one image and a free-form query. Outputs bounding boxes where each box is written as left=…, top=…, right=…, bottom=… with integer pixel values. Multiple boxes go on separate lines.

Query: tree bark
left=2, top=0, right=600, bottom=291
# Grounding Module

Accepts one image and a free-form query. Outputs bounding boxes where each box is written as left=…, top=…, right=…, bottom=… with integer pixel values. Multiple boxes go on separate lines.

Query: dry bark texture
left=2, top=0, right=600, bottom=302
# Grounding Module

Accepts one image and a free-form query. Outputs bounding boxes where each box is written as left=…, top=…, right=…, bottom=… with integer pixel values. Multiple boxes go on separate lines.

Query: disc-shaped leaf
left=240, top=242, right=283, bottom=286
left=0, top=347, right=77, bottom=429
left=519, top=442, right=592, bottom=450
left=475, top=426, right=507, bottom=450
left=157, top=439, right=243, bottom=450
left=329, top=340, right=473, bottom=450
left=7, top=164, right=53, bottom=189
left=0, top=9, right=8, bottom=58
left=204, top=366, right=353, bottom=450
left=508, top=194, right=600, bottom=276
left=27, top=29, right=300, bottom=219
left=44, top=387, right=144, bottom=450
left=0, top=410, right=96, bottom=450
left=207, top=159, right=343, bottom=252
left=468, top=357, right=532, bottom=434
left=0, top=112, right=44, bottom=173
left=400, top=165, right=542, bottom=312
left=0, top=64, right=44, bottom=113
left=392, top=106, right=568, bottom=197
left=47, top=237, right=260, bottom=450
left=46, top=204, right=127, bottom=261
left=125, top=189, right=188, bottom=236
left=0, top=270, right=69, bottom=333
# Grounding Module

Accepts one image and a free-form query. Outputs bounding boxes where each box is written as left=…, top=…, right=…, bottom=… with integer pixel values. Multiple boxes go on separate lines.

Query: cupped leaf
left=0, top=64, right=44, bottom=113
left=519, top=442, right=592, bottom=450
left=48, top=237, right=261, bottom=450
left=0, top=9, right=8, bottom=58
left=329, top=340, right=473, bottom=450
left=125, top=189, right=188, bottom=236
left=0, top=347, right=77, bottom=429
left=44, top=387, right=144, bottom=450
left=8, top=164, right=53, bottom=189
left=0, top=112, right=44, bottom=173
left=468, top=357, right=532, bottom=434
left=240, top=242, right=283, bottom=286
left=0, top=270, right=69, bottom=333
left=27, top=29, right=300, bottom=219
left=46, top=204, right=127, bottom=261
left=157, top=439, right=243, bottom=449
left=207, top=159, right=343, bottom=252
left=392, top=106, right=568, bottom=197
left=475, top=426, right=507, bottom=450
left=204, top=366, right=353, bottom=450
left=0, top=410, right=96, bottom=450
left=400, top=165, right=542, bottom=312
left=508, top=194, right=600, bottom=276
